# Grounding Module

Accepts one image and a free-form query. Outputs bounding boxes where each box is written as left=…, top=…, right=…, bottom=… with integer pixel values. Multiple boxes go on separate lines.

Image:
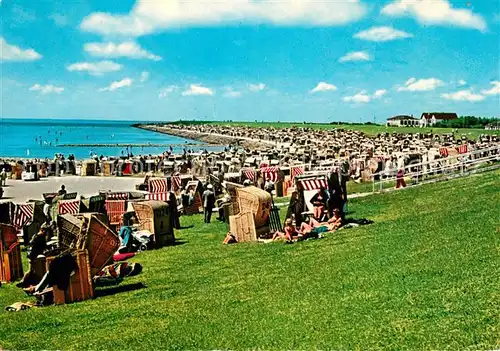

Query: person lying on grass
left=299, top=209, right=343, bottom=238
left=272, top=218, right=297, bottom=241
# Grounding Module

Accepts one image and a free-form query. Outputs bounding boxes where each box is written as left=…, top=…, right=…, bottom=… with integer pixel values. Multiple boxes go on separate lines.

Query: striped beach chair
left=58, top=199, right=81, bottom=215
left=105, top=200, right=127, bottom=226
left=13, top=203, right=34, bottom=231
left=296, top=175, right=328, bottom=215
left=260, top=167, right=280, bottom=183
left=145, top=177, right=169, bottom=202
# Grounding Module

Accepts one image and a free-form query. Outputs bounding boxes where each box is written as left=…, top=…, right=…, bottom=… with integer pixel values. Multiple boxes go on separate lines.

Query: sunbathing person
left=299, top=210, right=343, bottom=238
left=272, top=218, right=297, bottom=241
left=327, top=208, right=343, bottom=230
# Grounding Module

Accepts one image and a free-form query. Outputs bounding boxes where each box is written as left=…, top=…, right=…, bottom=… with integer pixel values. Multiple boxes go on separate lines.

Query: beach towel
left=113, top=252, right=136, bottom=262
left=5, top=302, right=36, bottom=312
left=93, top=262, right=142, bottom=286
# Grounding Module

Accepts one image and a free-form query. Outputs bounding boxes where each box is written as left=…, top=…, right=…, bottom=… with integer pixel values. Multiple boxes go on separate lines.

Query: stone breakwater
left=134, top=124, right=276, bottom=150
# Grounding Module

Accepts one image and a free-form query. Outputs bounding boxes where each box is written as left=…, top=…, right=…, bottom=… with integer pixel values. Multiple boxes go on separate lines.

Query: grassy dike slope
left=1, top=171, right=498, bottom=349
left=170, top=120, right=499, bottom=138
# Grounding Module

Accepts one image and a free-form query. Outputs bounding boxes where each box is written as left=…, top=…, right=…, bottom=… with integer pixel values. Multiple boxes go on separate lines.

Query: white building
left=420, top=112, right=458, bottom=127
left=485, top=122, right=500, bottom=131
left=386, top=115, right=419, bottom=127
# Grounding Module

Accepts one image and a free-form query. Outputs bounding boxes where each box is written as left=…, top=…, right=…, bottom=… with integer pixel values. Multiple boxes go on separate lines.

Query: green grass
left=1, top=171, right=499, bottom=349
left=173, top=121, right=499, bottom=139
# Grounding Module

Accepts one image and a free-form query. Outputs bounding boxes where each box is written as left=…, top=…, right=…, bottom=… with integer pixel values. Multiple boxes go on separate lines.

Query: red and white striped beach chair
left=296, top=175, right=328, bottom=215
left=106, top=192, right=129, bottom=200
left=58, top=199, right=81, bottom=215
left=13, top=203, right=34, bottom=231
left=261, top=167, right=280, bottom=183
left=171, top=173, right=182, bottom=192
left=290, top=165, right=305, bottom=181
left=457, top=144, right=468, bottom=154
left=241, top=168, right=257, bottom=183
left=145, top=177, right=169, bottom=201
left=105, top=200, right=127, bottom=226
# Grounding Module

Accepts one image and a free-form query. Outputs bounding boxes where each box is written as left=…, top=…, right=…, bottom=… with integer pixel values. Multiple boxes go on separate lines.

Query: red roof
left=421, top=112, right=458, bottom=120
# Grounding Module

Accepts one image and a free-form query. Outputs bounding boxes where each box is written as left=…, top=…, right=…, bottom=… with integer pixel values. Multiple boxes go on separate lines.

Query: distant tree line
left=434, top=116, right=499, bottom=129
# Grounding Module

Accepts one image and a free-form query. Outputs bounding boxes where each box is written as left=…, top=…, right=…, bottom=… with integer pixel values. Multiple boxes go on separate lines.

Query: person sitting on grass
left=310, top=186, right=328, bottom=220
left=272, top=218, right=297, bottom=242
left=17, top=225, right=48, bottom=288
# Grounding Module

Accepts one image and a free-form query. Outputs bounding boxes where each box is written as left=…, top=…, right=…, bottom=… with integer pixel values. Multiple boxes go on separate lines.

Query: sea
left=0, top=118, right=206, bottom=159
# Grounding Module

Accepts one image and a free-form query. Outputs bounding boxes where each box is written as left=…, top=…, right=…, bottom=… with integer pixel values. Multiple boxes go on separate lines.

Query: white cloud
left=84, top=41, right=162, bottom=61
left=339, top=51, right=372, bottom=63
left=481, top=81, right=500, bottom=96
left=398, top=77, right=445, bottom=92
left=458, top=79, right=467, bottom=86
left=343, top=89, right=387, bottom=103
left=373, top=89, right=387, bottom=99
left=80, top=0, right=367, bottom=37
left=140, top=71, right=150, bottom=83
left=67, top=60, right=123, bottom=76
left=310, top=82, right=338, bottom=94
left=343, top=90, right=371, bottom=103
left=0, top=37, right=42, bottom=61
left=182, top=84, right=214, bottom=96
left=248, top=83, right=266, bottom=92
left=441, top=90, right=485, bottom=102
left=29, top=84, right=64, bottom=94
left=354, top=26, right=413, bottom=42
left=158, top=85, right=179, bottom=98
left=99, top=78, right=133, bottom=92
left=382, top=0, right=487, bottom=32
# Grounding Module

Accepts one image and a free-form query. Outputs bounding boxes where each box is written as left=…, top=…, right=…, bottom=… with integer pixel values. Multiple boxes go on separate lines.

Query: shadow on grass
left=95, top=282, right=147, bottom=298
left=178, top=225, right=195, bottom=230
left=173, top=240, right=188, bottom=246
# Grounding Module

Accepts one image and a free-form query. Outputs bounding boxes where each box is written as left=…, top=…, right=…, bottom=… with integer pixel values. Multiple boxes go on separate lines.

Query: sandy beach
left=1, top=176, right=144, bottom=203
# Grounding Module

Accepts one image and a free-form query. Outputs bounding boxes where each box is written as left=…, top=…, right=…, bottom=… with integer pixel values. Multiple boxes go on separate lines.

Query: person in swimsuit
left=272, top=218, right=297, bottom=241
left=299, top=209, right=343, bottom=237
left=310, top=186, right=328, bottom=220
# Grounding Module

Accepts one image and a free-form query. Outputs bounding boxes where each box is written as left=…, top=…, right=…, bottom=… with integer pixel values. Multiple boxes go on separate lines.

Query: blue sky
left=1, top=0, right=499, bottom=123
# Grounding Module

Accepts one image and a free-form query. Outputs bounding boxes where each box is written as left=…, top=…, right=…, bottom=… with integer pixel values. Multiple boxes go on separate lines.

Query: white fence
left=371, top=145, right=500, bottom=193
